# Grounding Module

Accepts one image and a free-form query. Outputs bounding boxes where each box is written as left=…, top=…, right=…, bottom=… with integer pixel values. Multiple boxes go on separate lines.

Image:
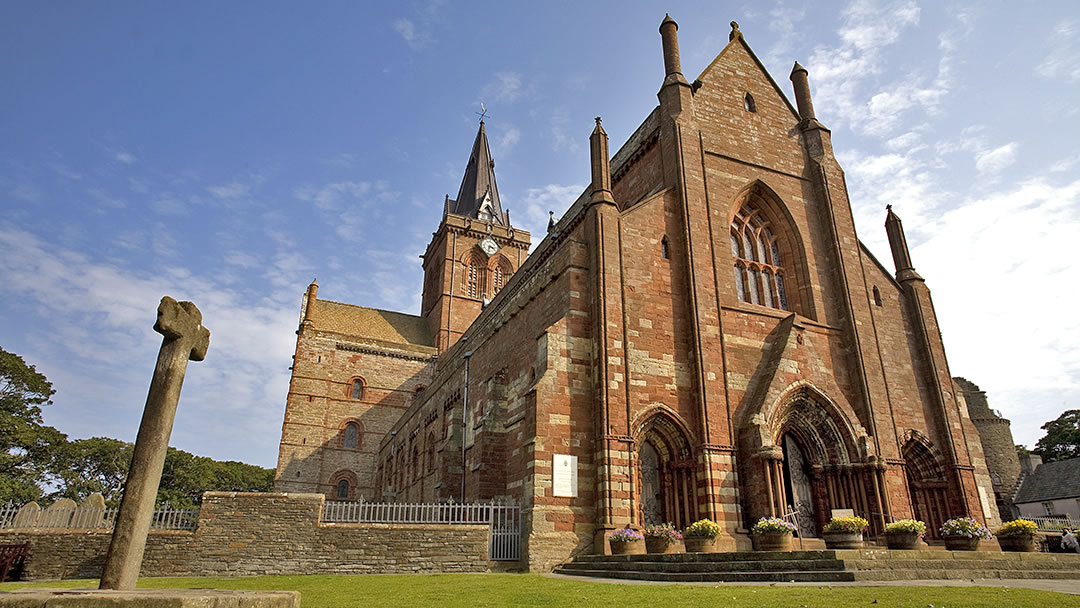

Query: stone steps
left=552, top=550, right=1080, bottom=583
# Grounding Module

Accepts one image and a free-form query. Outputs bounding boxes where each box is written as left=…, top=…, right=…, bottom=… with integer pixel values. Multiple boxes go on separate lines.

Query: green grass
left=1, top=574, right=1074, bottom=607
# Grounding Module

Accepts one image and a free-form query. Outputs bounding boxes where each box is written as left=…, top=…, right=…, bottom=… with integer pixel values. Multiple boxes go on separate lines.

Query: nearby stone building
left=275, top=17, right=1003, bottom=569
left=955, top=377, right=1021, bottom=519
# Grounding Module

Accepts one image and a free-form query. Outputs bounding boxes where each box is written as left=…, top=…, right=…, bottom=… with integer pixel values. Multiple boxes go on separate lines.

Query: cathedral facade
left=275, top=17, right=1001, bottom=570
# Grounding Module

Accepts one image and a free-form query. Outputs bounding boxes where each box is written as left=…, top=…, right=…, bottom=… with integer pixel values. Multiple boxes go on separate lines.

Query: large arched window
left=731, top=202, right=788, bottom=311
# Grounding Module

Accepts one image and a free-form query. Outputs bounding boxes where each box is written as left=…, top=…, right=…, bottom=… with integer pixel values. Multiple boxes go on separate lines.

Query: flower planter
left=943, top=535, right=982, bottom=551
left=997, top=535, right=1036, bottom=552
left=751, top=531, right=792, bottom=552
left=823, top=530, right=863, bottom=549
left=609, top=539, right=643, bottom=555
left=684, top=536, right=718, bottom=553
left=645, top=537, right=679, bottom=554
left=885, top=531, right=921, bottom=550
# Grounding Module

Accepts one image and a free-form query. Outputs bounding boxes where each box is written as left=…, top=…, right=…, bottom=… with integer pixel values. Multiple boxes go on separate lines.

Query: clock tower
left=421, top=121, right=531, bottom=353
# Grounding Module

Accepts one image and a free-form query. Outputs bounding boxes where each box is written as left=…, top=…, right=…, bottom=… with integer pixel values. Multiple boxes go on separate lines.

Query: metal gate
left=322, top=499, right=521, bottom=562
left=488, top=503, right=520, bottom=561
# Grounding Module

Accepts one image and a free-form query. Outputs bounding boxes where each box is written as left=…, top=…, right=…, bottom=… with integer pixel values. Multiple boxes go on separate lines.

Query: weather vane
left=476, top=103, right=488, bottom=123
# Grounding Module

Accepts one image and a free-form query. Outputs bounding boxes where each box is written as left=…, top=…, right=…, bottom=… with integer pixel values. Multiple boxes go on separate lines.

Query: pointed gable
left=449, top=121, right=508, bottom=225
left=692, top=34, right=806, bottom=177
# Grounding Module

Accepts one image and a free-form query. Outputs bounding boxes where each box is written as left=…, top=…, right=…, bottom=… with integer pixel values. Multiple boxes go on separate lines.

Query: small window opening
left=872, top=285, right=883, bottom=306
left=351, top=379, right=364, bottom=400
left=744, top=92, right=757, bottom=113
left=336, top=479, right=350, bottom=499
left=343, top=422, right=359, bottom=449
left=661, top=236, right=670, bottom=259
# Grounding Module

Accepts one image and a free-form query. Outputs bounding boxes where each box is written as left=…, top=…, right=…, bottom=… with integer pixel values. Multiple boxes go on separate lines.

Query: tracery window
left=731, top=202, right=788, bottom=310
left=466, top=256, right=484, bottom=298
left=492, top=264, right=504, bottom=294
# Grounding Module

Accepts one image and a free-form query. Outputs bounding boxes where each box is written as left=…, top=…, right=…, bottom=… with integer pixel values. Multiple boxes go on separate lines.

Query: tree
left=1032, top=409, right=1080, bottom=463
left=0, top=347, right=65, bottom=504
left=48, top=437, right=133, bottom=506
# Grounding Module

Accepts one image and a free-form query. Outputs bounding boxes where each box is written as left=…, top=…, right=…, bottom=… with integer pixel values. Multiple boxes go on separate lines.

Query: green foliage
left=823, top=516, right=869, bottom=533
left=1032, top=410, right=1080, bottom=463
left=47, top=437, right=132, bottom=506
left=997, top=519, right=1038, bottom=537
left=2, top=574, right=1065, bottom=608
left=684, top=519, right=722, bottom=538
left=884, top=519, right=927, bottom=535
left=0, top=347, right=65, bottom=505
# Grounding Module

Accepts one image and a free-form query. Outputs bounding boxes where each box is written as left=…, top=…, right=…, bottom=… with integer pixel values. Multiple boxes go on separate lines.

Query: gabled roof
left=308, top=298, right=435, bottom=350
left=449, top=121, right=508, bottom=225
left=1014, top=458, right=1080, bottom=504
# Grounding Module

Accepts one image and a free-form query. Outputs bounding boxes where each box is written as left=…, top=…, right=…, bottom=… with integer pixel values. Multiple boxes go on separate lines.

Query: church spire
left=449, top=121, right=508, bottom=225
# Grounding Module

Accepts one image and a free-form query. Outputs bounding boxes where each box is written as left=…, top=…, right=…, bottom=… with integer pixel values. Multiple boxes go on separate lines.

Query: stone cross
left=100, top=296, right=210, bottom=590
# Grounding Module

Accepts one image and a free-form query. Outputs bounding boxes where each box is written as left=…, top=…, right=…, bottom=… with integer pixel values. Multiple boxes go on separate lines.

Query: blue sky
left=1, top=1, right=1077, bottom=468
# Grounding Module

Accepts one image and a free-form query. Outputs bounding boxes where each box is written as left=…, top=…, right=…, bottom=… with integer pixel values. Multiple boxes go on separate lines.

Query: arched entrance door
left=780, top=433, right=817, bottom=536
left=635, top=413, right=696, bottom=530
left=903, top=439, right=949, bottom=539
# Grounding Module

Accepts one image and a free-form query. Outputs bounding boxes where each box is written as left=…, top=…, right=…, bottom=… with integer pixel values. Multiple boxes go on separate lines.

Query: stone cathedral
left=275, top=17, right=1005, bottom=570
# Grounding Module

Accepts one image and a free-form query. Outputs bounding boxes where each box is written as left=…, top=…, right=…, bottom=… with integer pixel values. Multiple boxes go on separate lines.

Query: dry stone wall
left=0, top=492, right=490, bottom=581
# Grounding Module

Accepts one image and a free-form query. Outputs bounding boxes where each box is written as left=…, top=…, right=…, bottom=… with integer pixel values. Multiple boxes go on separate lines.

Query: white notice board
left=553, top=454, right=578, bottom=497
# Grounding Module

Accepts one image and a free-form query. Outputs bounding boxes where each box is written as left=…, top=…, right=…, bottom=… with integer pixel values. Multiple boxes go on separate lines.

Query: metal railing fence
left=0, top=505, right=198, bottom=531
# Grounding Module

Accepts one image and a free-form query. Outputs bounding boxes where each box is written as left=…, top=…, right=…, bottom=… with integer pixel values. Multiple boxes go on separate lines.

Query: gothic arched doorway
left=635, top=412, right=695, bottom=530
left=903, top=438, right=949, bottom=539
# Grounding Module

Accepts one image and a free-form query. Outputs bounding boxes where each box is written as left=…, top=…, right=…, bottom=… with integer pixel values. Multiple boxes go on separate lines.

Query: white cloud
left=393, top=18, right=433, bottom=51
left=208, top=181, right=251, bottom=200
left=482, top=72, right=523, bottom=104
left=0, top=226, right=299, bottom=465
left=9, top=183, right=42, bottom=203
left=974, top=142, right=1018, bottom=174
left=50, top=163, right=83, bottom=180
left=518, top=183, right=585, bottom=246
left=294, top=180, right=370, bottom=211
left=115, top=151, right=137, bottom=164
left=1036, top=20, right=1080, bottom=82
left=494, top=126, right=520, bottom=157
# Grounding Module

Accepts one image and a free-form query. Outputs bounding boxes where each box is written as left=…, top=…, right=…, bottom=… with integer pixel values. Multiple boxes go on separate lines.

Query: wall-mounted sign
left=553, top=454, right=578, bottom=497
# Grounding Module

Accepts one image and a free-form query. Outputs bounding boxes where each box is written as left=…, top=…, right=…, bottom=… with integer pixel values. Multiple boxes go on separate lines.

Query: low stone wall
left=0, top=492, right=490, bottom=580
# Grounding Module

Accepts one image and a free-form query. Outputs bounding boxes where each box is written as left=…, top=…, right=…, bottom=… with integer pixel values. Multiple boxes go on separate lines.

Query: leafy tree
left=1032, top=410, right=1080, bottom=463
left=0, top=347, right=65, bottom=504
left=48, top=437, right=133, bottom=507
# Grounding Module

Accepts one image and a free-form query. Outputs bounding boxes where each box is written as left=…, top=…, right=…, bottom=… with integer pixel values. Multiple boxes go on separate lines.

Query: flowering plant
left=996, top=519, right=1038, bottom=537
left=751, top=517, right=797, bottom=535
left=643, top=522, right=683, bottom=543
left=685, top=519, right=723, bottom=539
left=884, top=519, right=926, bottom=536
left=608, top=527, right=644, bottom=543
left=823, top=516, right=869, bottom=534
left=940, top=517, right=992, bottom=540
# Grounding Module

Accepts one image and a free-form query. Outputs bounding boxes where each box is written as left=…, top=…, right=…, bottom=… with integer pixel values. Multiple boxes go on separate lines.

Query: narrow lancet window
left=351, top=379, right=364, bottom=400
left=744, top=92, right=757, bottom=112
left=661, top=236, right=670, bottom=259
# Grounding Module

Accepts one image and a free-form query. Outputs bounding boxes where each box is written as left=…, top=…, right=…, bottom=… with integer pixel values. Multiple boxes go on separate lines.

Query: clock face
left=479, top=237, right=498, bottom=256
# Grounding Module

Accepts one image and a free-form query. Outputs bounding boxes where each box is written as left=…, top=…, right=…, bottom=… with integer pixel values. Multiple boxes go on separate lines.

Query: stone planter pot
left=823, top=530, right=863, bottom=549
left=751, top=531, right=793, bottom=552
left=609, top=539, right=643, bottom=555
left=997, top=535, right=1036, bottom=552
left=885, top=531, right=921, bottom=550
left=943, top=535, right=982, bottom=551
left=684, top=536, right=718, bottom=553
left=644, top=536, right=680, bottom=554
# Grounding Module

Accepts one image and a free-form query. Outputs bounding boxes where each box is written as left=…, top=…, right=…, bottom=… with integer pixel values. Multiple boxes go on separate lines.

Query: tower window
left=350, top=379, right=364, bottom=400
left=336, top=479, right=350, bottom=499
left=343, top=422, right=360, bottom=450
left=466, top=256, right=485, bottom=298
left=731, top=202, right=788, bottom=310
left=744, top=92, right=757, bottom=113
left=493, top=264, right=504, bottom=293
left=661, top=236, right=670, bottom=259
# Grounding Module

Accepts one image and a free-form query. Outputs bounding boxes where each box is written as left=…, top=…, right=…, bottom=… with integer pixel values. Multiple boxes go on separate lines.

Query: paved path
left=544, top=572, right=1080, bottom=595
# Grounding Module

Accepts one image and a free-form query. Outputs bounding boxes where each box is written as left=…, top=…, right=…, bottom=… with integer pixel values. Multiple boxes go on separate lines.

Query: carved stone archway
left=633, top=411, right=696, bottom=530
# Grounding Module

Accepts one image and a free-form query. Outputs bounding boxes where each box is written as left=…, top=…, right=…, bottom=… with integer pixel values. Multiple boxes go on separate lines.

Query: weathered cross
left=100, top=296, right=210, bottom=590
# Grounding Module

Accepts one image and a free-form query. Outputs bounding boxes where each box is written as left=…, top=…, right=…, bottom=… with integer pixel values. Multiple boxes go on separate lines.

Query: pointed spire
left=589, top=117, right=615, bottom=206
left=659, top=14, right=684, bottom=80
left=448, top=121, right=508, bottom=225
left=789, top=61, right=816, bottom=121
left=547, top=210, right=556, bottom=233
left=884, top=205, right=922, bottom=281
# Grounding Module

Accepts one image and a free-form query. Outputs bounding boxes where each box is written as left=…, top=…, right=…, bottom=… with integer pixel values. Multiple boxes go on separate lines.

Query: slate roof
left=1014, top=458, right=1080, bottom=503
left=308, top=298, right=435, bottom=350
left=448, top=121, right=508, bottom=225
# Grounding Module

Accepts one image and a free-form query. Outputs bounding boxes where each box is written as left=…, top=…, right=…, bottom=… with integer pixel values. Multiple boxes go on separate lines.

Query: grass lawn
left=1, top=574, right=1074, bottom=607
